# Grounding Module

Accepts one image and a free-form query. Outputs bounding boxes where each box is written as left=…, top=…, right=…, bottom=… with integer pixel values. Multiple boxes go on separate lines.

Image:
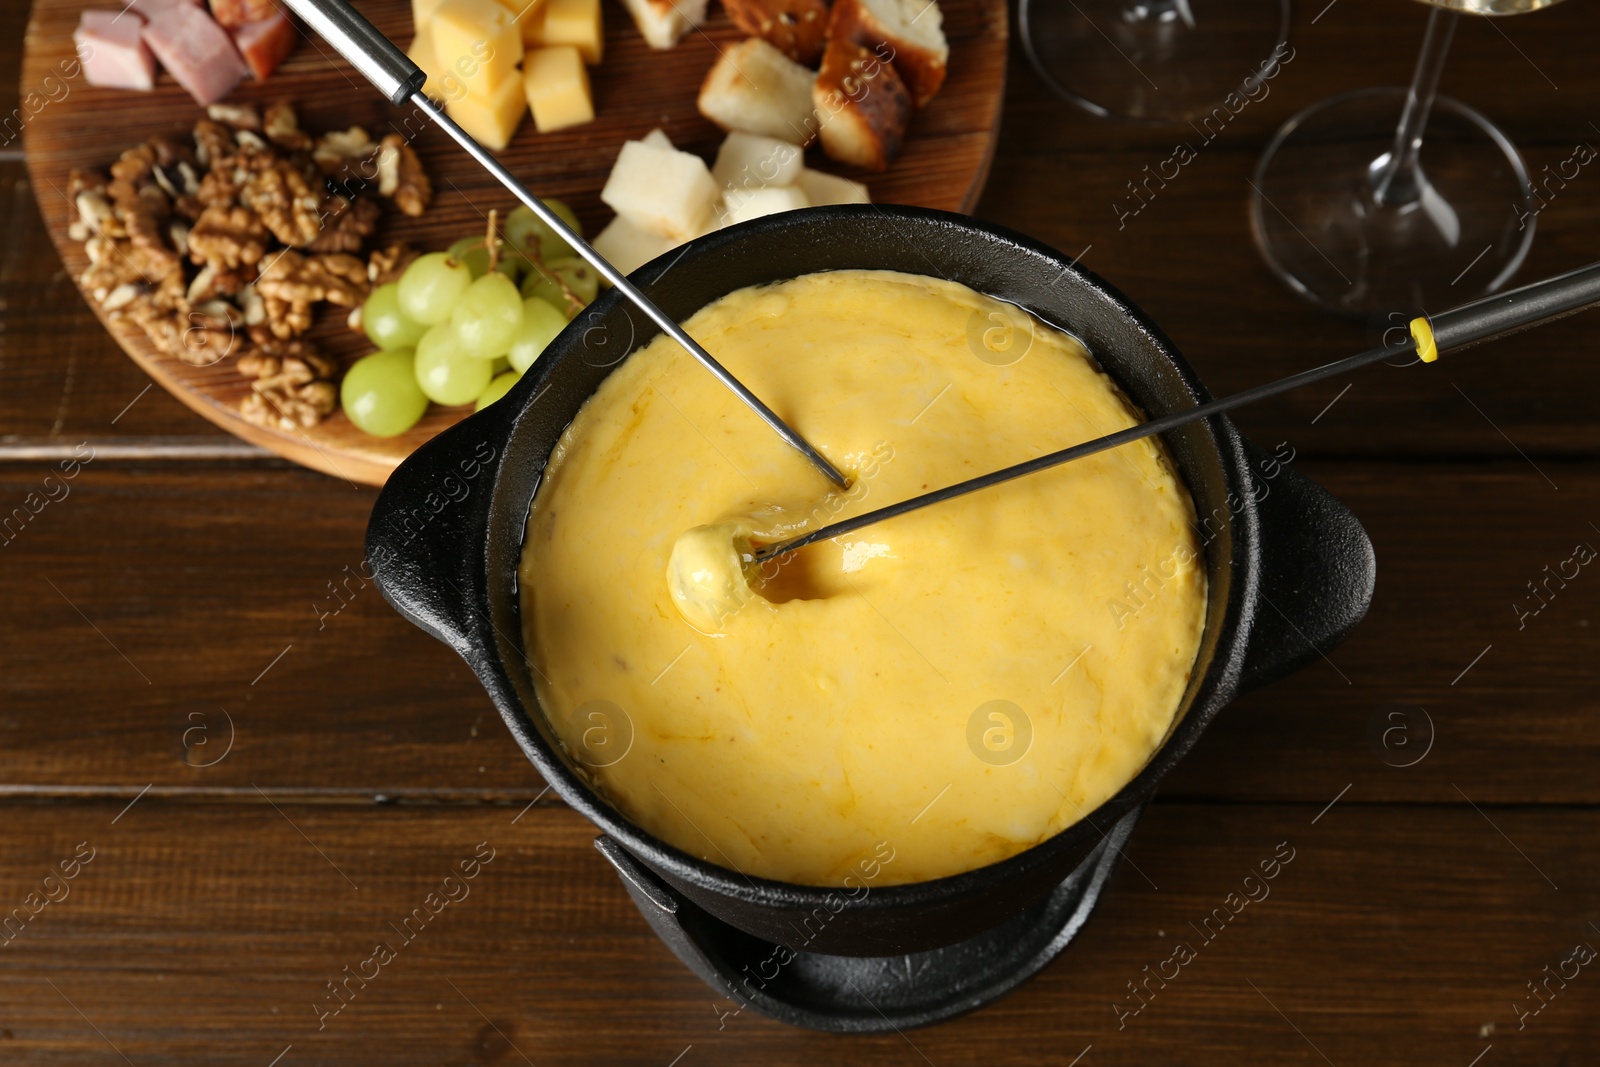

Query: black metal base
left=594, top=806, right=1141, bottom=1033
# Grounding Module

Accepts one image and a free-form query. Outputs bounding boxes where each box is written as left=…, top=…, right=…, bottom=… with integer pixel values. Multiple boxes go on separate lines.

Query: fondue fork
left=753, top=261, right=1600, bottom=562
left=281, top=0, right=851, bottom=490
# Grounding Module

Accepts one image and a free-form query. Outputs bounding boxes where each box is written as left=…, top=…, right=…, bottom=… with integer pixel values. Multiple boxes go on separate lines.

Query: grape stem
left=480, top=210, right=584, bottom=317
left=525, top=247, right=584, bottom=318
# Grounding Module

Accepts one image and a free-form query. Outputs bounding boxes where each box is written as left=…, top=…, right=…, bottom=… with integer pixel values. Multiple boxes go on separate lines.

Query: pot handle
left=1237, top=439, right=1376, bottom=693
left=365, top=402, right=517, bottom=656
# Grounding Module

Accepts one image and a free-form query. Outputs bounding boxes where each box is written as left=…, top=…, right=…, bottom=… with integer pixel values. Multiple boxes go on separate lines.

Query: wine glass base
left=1020, top=0, right=1291, bottom=123
left=1250, top=88, right=1536, bottom=319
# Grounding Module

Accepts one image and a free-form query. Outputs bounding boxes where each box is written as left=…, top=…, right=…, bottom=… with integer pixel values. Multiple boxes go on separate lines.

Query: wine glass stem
left=1372, top=7, right=1458, bottom=207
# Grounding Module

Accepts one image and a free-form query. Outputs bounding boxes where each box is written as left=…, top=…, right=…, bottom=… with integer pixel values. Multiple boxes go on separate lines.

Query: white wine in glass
left=1251, top=0, right=1565, bottom=317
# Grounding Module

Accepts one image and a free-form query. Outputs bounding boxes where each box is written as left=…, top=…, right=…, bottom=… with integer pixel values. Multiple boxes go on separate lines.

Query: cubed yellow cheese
left=489, top=0, right=550, bottom=46
left=524, top=46, right=594, bottom=132
left=409, top=24, right=441, bottom=98
left=445, top=63, right=528, bottom=149
left=409, top=24, right=470, bottom=104
left=412, top=0, right=450, bottom=25
left=529, top=0, right=602, bottom=64
left=431, top=0, right=525, bottom=100
left=519, top=5, right=547, bottom=47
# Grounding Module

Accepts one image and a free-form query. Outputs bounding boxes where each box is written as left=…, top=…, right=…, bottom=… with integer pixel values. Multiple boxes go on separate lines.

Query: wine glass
left=1020, top=0, right=1292, bottom=122
left=1250, top=0, right=1563, bottom=318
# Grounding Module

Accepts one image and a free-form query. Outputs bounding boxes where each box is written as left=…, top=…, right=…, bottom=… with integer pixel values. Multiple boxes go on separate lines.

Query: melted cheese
left=519, top=270, right=1207, bottom=886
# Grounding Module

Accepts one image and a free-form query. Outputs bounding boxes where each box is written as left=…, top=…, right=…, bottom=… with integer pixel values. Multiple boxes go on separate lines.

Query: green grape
left=398, top=252, right=472, bottom=325
left=552, top=258, right=600, bottom=303
left=447, top=236, right=489, bottom=279
left=414, top=324, right=492, bottom=406
left=490, top=356, right=511, bottom=375
left=507, top=298, right=568, bottom=373
left=341, top=349, right=429, bottom=437
left=504, top=199, right=581, bottom=263
left=476, top=371, right=521, bottom=411
left=451, top=273, right=524, bottom=360
left=447, top=235, right=521, bottom=283
left=362, top=283, right=428, bottom=351
left=497, top=245, right=538, bottom=283
left=521, top=257, right=598, bottom=314
left=496, top=252, right=525, bottom=284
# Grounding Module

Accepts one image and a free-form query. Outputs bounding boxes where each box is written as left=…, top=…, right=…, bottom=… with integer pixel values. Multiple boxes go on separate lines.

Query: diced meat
left=127, top=0, right=203, bottom=17
left=142, top=3, right=248, bottom=105
left=231, top=9, right=297, bottom=81
left=75, top=10, right=157, bottom=92
left=209, top=0, right=280, bottom=30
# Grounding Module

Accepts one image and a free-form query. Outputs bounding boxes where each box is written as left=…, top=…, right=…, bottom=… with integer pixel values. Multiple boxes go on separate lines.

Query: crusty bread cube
left=721, top=0, right=829, bottom=64
left=592, top=214, right=679, bottom=274
left=813, top=35, right=911, bottom=172
left=828, top=0, right=948, bottom=106
left=795, top=167, right=870, bottom=205
left=698, top=38, right=818, bottom=145
left=724, top=185, right=809, bottom=226
left=712, top=131, right=804, bottom=195
left=600, top=140, right=720, bottom=240
left=620, top=0, right=707, bottom=49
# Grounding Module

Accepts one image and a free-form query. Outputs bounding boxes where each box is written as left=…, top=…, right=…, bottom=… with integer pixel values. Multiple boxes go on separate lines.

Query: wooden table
left=4, top=1, right=1598, bottom=1063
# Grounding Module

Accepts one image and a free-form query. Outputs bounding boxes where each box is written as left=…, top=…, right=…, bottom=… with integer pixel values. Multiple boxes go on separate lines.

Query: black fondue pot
left=366, top=206, right=1375, bottom=1032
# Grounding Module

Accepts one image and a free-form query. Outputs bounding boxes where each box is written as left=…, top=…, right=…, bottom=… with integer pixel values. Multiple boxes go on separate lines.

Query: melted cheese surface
left=519, top=270, right=1206, bottom=886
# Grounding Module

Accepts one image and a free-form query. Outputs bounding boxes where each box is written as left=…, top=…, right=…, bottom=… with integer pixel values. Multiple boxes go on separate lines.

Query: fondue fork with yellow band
left=748, top=261, right=1600, bottom=564
left=666, top=262, right=1600, bottom=638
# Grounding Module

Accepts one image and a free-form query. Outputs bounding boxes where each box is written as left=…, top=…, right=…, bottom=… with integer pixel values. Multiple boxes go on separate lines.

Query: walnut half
left=376, top=134, right=432, bottom=217
left=308, top=195, right=380, bottom=254
left=237, top=338, right=339, bottom=431
left=255, top=250, right=369, bottom=339
left=240, top=150, right=324, bottom=248
left=188, top=204, right=270, bottom=271
left=366, top=242, right=418, bottom=287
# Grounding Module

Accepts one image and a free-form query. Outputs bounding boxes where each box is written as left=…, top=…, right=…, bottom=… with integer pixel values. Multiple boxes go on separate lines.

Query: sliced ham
left=127, top=0, right=203, bottom=17
left=231, top=9, right=297, bottom=81
left=209, top=0, right=280, bottom=30
left=142, top=2, right=248, bottom=105
left=75, top=10, right=157, bottom=92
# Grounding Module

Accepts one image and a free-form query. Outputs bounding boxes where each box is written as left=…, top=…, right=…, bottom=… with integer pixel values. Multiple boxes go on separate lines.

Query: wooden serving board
left=21, top=0, right=1006, bottom=485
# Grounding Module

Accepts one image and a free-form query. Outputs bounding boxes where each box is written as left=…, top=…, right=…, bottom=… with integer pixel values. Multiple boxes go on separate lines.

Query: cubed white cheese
left=795, top=167, right=871, bottom=206
left=724, top=185, right=810, bottom=226
left=592, top=214, right=679, bottom=274
left=712, top=131, right=805, bottom=194
left=600, top=140, right=719, bottom=241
